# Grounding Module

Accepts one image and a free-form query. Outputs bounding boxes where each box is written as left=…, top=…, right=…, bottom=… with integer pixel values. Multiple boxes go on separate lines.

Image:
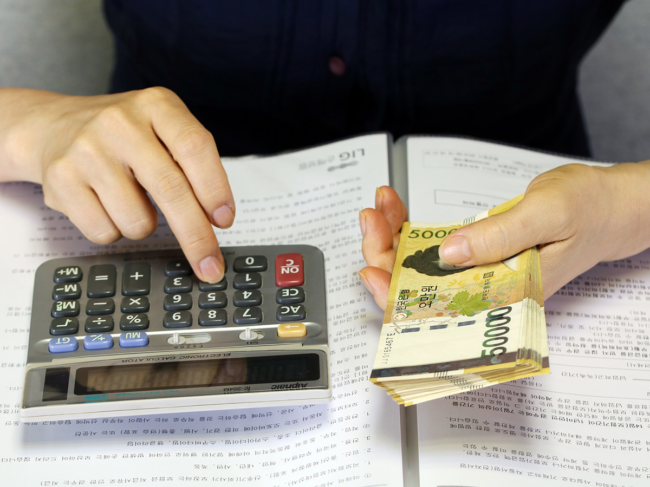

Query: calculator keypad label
left=276, top=254, right=304, bottom=287
left=119, top=332, right=149, bottom=348
left=49, top=336, right=79, bottom=353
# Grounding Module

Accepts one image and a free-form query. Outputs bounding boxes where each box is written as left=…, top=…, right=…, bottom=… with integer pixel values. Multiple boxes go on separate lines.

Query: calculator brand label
left=271, top=383, right=308, bottom=390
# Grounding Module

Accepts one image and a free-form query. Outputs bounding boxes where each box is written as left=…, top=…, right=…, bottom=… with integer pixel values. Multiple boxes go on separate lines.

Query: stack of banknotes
left=370, top=195, right=550, bottom=406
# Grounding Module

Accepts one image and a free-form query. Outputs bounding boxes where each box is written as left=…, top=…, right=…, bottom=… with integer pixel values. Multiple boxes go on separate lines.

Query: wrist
left=0, top=88, right=68, bottom=183
left=599, top=160, right=650, bottom=259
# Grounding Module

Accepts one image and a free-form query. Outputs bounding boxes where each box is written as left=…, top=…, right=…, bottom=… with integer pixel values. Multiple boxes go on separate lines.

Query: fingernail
left=440, top=235, right=471, bottom=264
left=359, top=211, right=367, bottom=236
left=199, top=255, right=223, bottom=282
left=358, top=269, right=374, bottom=295
left=213, top=205, right=235, bottom=229
left=375, top=187, right=384, bottom=211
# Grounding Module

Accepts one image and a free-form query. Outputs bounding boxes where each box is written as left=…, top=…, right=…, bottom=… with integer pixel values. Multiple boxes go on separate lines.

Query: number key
left=233, top=307, right=262, bottom=324
left=198, top=292, right=227, bottom=309
left=198, top=309, right=227, bottom=326
left=233, top=272, right=262, bottom=290
left=233, top=255, right=267, bottom=272
left=233, top=290, right=262, bottom=307
left=163, top=310, right=192, bottom=328
left=164, top=276, right=193, bottom=293
left=164, top=293, right=192, bottom=311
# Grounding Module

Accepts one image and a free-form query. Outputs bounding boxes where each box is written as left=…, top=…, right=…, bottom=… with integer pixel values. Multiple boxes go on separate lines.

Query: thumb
left=438, top=193, right=565, bottom=266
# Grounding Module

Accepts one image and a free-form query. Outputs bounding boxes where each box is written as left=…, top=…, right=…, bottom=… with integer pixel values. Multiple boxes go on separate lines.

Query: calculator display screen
left=73, top=354, right=320, bottom=395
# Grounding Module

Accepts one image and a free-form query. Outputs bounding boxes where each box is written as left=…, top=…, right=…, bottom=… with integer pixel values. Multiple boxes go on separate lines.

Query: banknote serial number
left=480, top=306, right=512, bottom=359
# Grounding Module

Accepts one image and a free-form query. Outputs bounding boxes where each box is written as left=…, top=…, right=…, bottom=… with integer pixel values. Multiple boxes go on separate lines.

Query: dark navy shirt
left=104, top=1, right=623, bottom=157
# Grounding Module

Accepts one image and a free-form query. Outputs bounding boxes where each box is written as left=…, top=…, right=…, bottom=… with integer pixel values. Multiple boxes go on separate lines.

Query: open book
left=0, top=134, right=647, bottom=486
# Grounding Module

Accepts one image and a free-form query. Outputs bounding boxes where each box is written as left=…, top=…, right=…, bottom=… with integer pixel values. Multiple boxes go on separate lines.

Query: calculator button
left=85, top=316, right=115, bottom=333
left=50, top=317, right=79, bottom=336
left=276, top=304, right=306, bottom=321
left=199, top=277, right=227, bottom=292
left=86, top=298, right=115, bottom=316
left=277, top=323, right=307, bottom=339
left=164, top=294, right=193, bottom=311
left=165, top=260, right=192, bottom=277
left=119, top=332, right=149, bottom=348
left=198, top=309, right=228, bottom=326
left=53, top=266, right=82, bottom=283
left=233, top=273, right=262, bottom=290
left=49, top=336, right=79, bottom=353
left=163, top=311, right=193, bottom=328
left=233, top=290, right=262, bottom=307
left=121, top=296, right=150, bottom=313
left=164, top=276, right=193, bottom=293
left=51, top=300, right=80, bottom=318
left=233, top=256, right=268, bottom=272
left=52, top=282, right=81, bottom=300
left=87, top=265, right=117, bottom=298
left=120, top=313, right=150, bottom=331
left=233, top=307, right=262, bottom=324
left=276, top=287, right=305, bottom=304
left=276, top=253, right=304, bottom=287
left=84, top=334, right=114, bottom=351
left=122, top=263, right=151, bottom=296
left=198, top=292, right=227, bottom=309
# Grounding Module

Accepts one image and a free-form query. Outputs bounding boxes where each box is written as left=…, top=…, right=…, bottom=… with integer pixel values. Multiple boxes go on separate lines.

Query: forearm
left=0, top=88, right=68, bottom=183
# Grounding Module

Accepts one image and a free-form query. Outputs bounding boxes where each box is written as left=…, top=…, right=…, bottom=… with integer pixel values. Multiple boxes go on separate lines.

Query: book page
left=406, top=137, right=649, bottom=486
left=0, top=134, right=404, bottom=487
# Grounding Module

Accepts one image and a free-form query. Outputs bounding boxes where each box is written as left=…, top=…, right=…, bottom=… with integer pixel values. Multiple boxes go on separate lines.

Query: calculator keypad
left=44, top=248, right=320, bottom=354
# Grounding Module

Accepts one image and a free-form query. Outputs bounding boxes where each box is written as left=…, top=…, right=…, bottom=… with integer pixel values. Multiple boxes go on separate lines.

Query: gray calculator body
left=21, top=245, right=330, bottom=422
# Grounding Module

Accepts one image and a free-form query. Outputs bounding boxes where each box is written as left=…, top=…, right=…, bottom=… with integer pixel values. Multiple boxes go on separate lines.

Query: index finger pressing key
left=132, top=140, right=226, bottom=283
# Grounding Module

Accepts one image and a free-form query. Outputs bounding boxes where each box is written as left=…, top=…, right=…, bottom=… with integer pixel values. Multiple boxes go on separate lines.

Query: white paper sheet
left=407, top=137, right=650, bottom=487
left=0, top=134, right=403, bottom=487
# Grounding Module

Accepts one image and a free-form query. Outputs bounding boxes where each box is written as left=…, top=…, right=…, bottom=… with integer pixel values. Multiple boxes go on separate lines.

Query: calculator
left=21, top=245, right=330, bottom=422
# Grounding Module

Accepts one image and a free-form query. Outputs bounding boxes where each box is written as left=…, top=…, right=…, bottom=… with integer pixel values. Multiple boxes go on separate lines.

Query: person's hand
left=359, top=161, right=650, bottom=310
left=0, top=87, right=234, bottom=282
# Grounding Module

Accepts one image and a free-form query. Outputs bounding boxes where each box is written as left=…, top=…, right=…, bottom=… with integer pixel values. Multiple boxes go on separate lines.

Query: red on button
left=276, top=253, right=304, bottom=287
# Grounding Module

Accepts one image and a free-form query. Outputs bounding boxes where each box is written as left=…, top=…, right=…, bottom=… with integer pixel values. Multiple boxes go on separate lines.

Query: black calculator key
left=121, top=296, right=150, bottom=313
left=50, top=317, right=79, bottom=336
left=164, top=293, right=193, bottom=311
left=120, top=313, right=150, bottom=331
left=86, top=298, right=115, bottom=316
left=165, top=260, right=192, bottom=277
left=199, top=277, right=228, bottom=292
left=122, top=263, right=151, bottom=296
left=87, top=265, right=117, bottom=298
left=277, top=304, right=306, bottom=321
left=233, top=256, right=267, bottom=272
left=198, top=309, right=228, bottom=326
left=53, top=266, right=82, bottom=283
left=233, top=290, right=262, bottom=307
left=51, top=300, right=80, bottom=318
left=198, top=292, right=227, bottom=309
left=233, top=307, right=262, bottom=324
left=85, top=315, right=114, bottom=333
left=52, top=282, right=81, bottom=300
left=164, top=276, right=193, bottom=294
left=163, top=311, right=193, bottom=328
left=233, top=272, right=262, bottom=290
left=276, top=287, right=305, bottom=305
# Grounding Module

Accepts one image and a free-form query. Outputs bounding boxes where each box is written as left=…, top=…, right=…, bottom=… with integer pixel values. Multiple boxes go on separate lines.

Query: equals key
left=87, top=264, right=116, bottom=298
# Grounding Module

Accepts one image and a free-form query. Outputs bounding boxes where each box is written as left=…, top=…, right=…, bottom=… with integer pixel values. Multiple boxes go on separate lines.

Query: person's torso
left=104, top=0, right=624, bottom=156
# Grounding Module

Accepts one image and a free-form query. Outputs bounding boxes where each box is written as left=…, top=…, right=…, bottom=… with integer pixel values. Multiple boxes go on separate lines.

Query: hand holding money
left=360, top=161, right=650, bottom=307
left=368, top=197, right=549, bottom=405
